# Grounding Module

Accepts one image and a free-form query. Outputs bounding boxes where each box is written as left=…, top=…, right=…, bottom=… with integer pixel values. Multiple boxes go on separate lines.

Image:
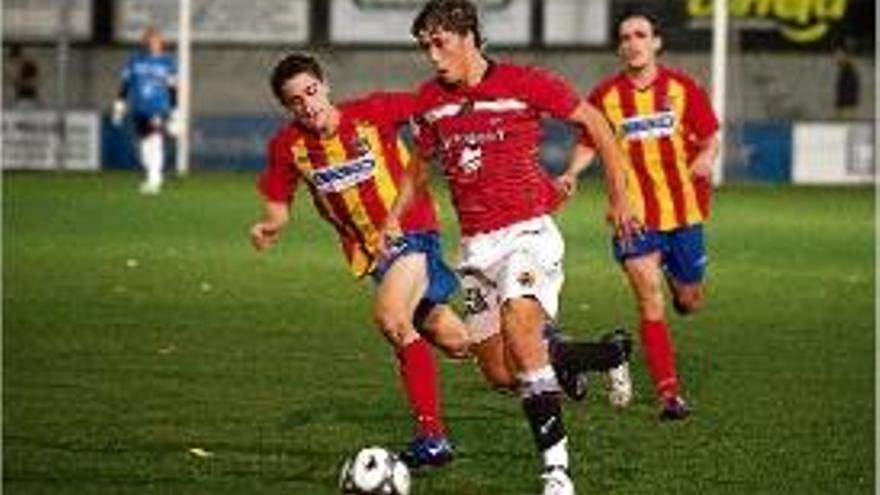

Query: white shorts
left=457, top=215, right=565, bottom=344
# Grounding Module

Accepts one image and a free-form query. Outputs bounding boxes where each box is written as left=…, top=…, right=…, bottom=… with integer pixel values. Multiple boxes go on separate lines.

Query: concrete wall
left=3, top=45, right=875, bottom=122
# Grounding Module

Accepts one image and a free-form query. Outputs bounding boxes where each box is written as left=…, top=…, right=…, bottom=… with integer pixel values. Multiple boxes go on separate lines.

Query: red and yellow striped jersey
left=259, top=92, right=439, bottom=277
left=586, top=65, right=719, bottom=231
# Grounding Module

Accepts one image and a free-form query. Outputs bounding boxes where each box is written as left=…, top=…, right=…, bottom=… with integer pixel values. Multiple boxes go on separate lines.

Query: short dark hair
left=410, top=0, right=483, bottom=46
left=269, top=53, right=323, bottom=104
left=615, top=9, right=663, bottom=39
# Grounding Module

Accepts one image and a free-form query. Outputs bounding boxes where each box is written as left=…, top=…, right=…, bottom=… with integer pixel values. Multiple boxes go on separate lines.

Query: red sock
left=639, top=320, right=680, bottom=399
left=396, top=338, right=445, bottom=437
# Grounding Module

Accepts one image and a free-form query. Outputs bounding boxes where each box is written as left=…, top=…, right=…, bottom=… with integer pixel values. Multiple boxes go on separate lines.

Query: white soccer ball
left=339, top=446, right=411, bottom=495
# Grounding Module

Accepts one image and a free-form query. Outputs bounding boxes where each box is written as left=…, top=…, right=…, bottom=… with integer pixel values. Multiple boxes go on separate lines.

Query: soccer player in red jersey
left=250, top=53, right=468, bottom=468
left=573, top=12, right=720, bottom=421
left=382, top=2, right=637, bottom=493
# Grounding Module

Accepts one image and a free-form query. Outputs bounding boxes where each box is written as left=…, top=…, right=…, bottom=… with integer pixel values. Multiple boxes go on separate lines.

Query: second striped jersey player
left=253, top=53, right=467, bottom=468
left=574, top=11, right=720, bottom=421
left=586, top=64, right=717, bottom=230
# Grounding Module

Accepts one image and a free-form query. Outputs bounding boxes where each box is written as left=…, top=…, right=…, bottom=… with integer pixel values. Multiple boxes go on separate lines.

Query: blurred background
left=2, top=0, right=876, bottom=183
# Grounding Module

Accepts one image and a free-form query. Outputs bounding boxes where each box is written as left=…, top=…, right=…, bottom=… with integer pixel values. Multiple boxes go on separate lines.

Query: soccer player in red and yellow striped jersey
left=250, top=53, right=468, bottom=467
left=572, top=12, right=719, bottom=421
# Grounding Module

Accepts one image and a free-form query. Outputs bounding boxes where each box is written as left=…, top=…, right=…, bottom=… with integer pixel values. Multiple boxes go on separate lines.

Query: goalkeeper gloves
left=166, top=109, right=182, bottom=137
left=111, top=99, right=127, bottom=126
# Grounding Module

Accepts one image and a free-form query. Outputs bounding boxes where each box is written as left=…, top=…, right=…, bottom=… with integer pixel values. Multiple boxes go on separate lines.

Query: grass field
left=3, top=171, right=875, bottom=495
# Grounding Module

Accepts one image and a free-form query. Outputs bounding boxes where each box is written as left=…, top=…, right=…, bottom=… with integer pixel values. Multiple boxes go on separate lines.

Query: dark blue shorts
left=612, top=224, right=708, bottom=284
left=133, top=113, right=167, bottom=136
left=371, top=232, right=459, bottom=324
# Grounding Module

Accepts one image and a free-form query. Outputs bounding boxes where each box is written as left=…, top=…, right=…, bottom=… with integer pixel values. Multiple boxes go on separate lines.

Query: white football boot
left=602, top=328, right=633, bottom=408
left=541, top=466, right=575, bottom=495
left=608, top=360, right=633, bottom=407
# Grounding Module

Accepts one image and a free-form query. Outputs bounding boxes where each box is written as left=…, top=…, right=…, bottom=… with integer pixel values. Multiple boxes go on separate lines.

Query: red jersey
left=586, top=65, right=719, bottom=231
left=259, top=92, right=439, bottom=277
left=412, top=62, right=579, bottom=236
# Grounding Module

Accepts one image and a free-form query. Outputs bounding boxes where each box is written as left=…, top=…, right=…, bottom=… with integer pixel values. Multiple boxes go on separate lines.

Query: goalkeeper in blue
left=113, top=27, right=179, bottom=195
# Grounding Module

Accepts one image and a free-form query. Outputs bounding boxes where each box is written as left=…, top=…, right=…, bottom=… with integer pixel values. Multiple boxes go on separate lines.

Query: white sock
left=517, top=365, right=560, bottom=397
left=543, top=437, right=569, bottom=470
left=139, top=133, right=164, bottom=187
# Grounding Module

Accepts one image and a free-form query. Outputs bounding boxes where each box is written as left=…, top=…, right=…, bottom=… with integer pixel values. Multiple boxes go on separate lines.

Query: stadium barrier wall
left=791, top=122, right=875, bottom=184
left=2, top=110, right=100, bottom=171
left=101, top=115, right=283, bottom=171
left=6, top=111, right=871, bottom=186
left=725, top=122, right=793, bottom=183
left=4, top=48, right=874, bottom=124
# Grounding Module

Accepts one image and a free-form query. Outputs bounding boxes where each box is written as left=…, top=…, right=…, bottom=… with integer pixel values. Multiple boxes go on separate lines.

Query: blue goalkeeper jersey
left=120, top=52, right=177, bottom=117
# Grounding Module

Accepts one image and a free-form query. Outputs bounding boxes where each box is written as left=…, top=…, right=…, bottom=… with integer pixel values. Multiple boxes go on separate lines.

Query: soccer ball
left=339, top=446, right=411, bottom=495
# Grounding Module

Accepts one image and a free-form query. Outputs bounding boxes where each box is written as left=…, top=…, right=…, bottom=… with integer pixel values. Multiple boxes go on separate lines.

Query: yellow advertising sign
left=687, top=0, right=849, bottom=43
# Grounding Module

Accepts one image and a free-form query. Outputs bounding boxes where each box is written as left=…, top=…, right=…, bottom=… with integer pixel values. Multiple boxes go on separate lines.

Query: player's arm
left=250, top=200, right=290, bottom=252
left=689, top=132, right=719, bottom=180
left=252, top=132, right=298, bottom=251
left=112, top=65, right=131, bottom=125
left=557, top=141, right=598, bottom=198
left=568, top=101, right=639, bottom=240
left=684, top=78, right=721, bottom=180
left=378, top=151, right=431, bottom=255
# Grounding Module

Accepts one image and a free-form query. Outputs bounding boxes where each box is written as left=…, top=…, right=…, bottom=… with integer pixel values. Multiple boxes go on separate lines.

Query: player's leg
left=547, top=325, right=633, bottom=406
left=458, top=215, right=630, bottom=401
left=417, top=304, right=470, bottom=359
left=458, top=263, right=520, bottom=391
left=463, top=311, right=631, bottom=398
left=622, top=251, right=689, bottom=420
left=457, top=219, right=572, bottom=490
left=545, top=324, right=628, bottom=372
left=502, top=297, right=574, bottom=495
left=498, top=217, right=574, bottom=494
left=410, top=234, right=470, bottom=360
left=664, top=224, right=709, bottom=315
left=135, top=115, right=165, bottom=194
left=373, top=251, right=452, bottom=466
left=667, top=278, right=705, bottom=315
left=470, top=333, right=517, bottom=390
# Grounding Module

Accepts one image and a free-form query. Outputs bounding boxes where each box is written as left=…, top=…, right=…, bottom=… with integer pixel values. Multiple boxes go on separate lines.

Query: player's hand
left=377, top=216, right=403, bottom=258
left=691, top=159, right=712, bottom=180
left=250, top=221, right=282, bottom=251
left=554, top=171, right=579, bottom=200
left=606, top=199, right=641, bottom=247
left=166, top=109, right=182, bottom=137
left=111, top=100, right=127, bottom=126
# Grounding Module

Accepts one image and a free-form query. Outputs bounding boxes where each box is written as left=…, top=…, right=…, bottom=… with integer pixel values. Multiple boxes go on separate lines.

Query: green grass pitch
left=3, top=171, right=874, bottom=494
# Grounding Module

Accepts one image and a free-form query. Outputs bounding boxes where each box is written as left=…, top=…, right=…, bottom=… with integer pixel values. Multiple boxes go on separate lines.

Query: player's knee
left=430, top=333, right=470, bottom=359
left=482, top=368, right=517, bottom=392
left=475, top=355, right=517, bottom=391
left=637, top=295, right=666, bottom=321
left=442, top=343, right=470, bottom=360
left=673, top=291, right=705, bottom=315
left=373, top=309, right=412, bottom=348
left=419, top=308, right=471, bottom=359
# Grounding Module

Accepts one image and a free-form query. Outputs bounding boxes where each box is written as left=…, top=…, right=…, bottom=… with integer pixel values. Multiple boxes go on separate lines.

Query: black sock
left=522, top=392, right=566, bottom=452
left=552, top=340, right=625, bottom=373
